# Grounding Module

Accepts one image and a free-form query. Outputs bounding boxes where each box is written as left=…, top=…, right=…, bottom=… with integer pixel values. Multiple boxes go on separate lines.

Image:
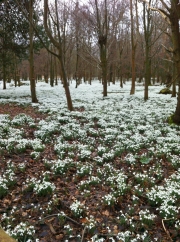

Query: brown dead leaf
left=80, top=217, right=88, bottom=224
left=113, top=225, right=119, bottom=234
left=56, top=233, right=64, bottom=240
left=46, top=223, right=56, bottom=234
left=133, top=215, right=140, bottom=221
left=22, top=212, right=27, bottom=217
left=95, top=217, right=102, bottom=222
left=13, top=197, right=21, bottom=203
left=3, top=199, right=11, bottom=205
left=102, top=210, right=109, bottom=216
left=75, top=190, right=79, bottom=195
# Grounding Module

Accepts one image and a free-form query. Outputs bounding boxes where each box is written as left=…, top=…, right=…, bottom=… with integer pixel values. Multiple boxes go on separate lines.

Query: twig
left=39, top=212, right=82, bottom=226
left=63, top=213, right=82, bottom=226
left=81, top=225, right=87, bottom=242
left=96, top=233, right=117, bottom=237
left=162, top=219, right=173, bottom=242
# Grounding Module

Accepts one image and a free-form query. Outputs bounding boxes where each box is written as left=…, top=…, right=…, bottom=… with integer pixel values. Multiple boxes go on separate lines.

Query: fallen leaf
left=3, top=199, right=11, bottom=205
left=80, top=217, right=88, bottom=224
left=95, top=217, right=102, bottom=222
left=22, top=212, right=27, bottom=217
left=56, top=233, right=64, bottom=240
left=46, top=223, right=56, bottom=234
left=102, top=210, right=109, bottom=216
left=113, top=225, right=119, bottom=234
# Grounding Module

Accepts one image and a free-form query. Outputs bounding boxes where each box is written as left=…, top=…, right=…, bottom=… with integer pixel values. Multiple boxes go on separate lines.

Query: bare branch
left=161, top=44, right=173, bottom=53
left=44, top=0, right=60, bottom=49
left=160, top=0, right=171, bottom=12
left=150, top=7, right=170, bottom=24
left=140, top=0, right=170, bottom=24
left=14, top=0, right=59, bottom=58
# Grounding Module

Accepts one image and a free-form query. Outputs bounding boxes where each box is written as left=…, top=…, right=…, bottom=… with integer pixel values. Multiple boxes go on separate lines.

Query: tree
left=0, top=0, right=28, bottom=89
left=143, top=0, right=153, bottom=100
left=130, top=0, right=139, bottom=94
left=147, top=0, right=180, bottom=123
left=28, top=0, right=38, bottom=102
left=15, top=0, right=74, bottom=110
left=44, top=0, right=74, bottom=111
left=94, top=0, right=108, bottom=96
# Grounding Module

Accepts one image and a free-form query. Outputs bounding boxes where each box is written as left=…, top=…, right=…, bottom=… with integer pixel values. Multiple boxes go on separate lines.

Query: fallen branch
left=162, top=219, right=173, bottom=242
left=40, top=212, right=82, bottom=226
left=81, top=225, right=87, bottom=242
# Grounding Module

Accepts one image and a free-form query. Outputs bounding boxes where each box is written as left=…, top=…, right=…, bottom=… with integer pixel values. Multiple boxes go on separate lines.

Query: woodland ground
left=0, top=80, right=180, bottom=242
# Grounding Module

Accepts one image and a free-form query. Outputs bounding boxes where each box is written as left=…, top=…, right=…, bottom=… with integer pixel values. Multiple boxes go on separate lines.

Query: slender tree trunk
left=54, top=55, right=58, bottom=85
left=29, top=0, right=38, bottom=103
left=144, top=46, right=151, bottom=100
left=143, top=1, right=152, bottom=101
left=130, top=0, right=136, bottom=95
left=120, top=75, right=123, bottom=88
left=75, top=40, right=79, bottom=88
left=58, top=55, right=73, bottom=111
left=101, top=44, right=107, bottom=96
left=50, top=51, right=54, bottom=87
left=2, top=59, right=6, bottom=90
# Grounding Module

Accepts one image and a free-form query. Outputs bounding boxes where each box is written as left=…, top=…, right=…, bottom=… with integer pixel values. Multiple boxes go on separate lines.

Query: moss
left=167, top=114, right=175, bottom=125
left=159, top=88, right=172, bottom=94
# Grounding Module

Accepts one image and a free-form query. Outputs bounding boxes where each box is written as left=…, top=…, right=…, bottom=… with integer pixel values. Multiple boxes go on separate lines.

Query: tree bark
left=171, top=0, right=180, bottom=123
left=130, top=0, right=136, bottom=95
left=29, top=0, right=38, bottom=103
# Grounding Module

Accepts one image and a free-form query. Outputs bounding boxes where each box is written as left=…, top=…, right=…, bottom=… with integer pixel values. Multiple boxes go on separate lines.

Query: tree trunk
left=29, top=0, right=38, bottom=103
left=100, top=44, right=107, bottom=96
left=144, top=48, right=151, bottom=100
left=120, top=75, right=123, bottom=88
left=58, top=55, right=74, bottom=111
left=130, top=0, right=136, bottom=95
left=2, top=54, right=6, bottom=90
left=143, top=1, right=152, bottom=101
left=171, top=0, right=180, bottom=123
left=50, top=52, right=54, bottom=87
left=172, top=60, right=176, bottom=97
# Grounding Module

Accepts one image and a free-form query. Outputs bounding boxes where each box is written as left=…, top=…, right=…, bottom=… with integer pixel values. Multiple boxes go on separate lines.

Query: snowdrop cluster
left=147, top=170, right=180, bottom=218
left=70, top=200, right=85, bottom=217
left=33, top=180, right=56, bottom=196
left=102, top=193, right=117, bottom=206
left=139, top=209, right=156, bottom=226
left=6, top=222, right=35, bottom=241
left=51, top=158, right=74, bottom=175
left=78, top=176, right=101, bottom=190
left=76, top=163, right=92, bottom=177
left=0, top=176, right=8, bottom=198
left=12, top=113, right=34, bottom=126
left=1, top=80, right=180, bottom=241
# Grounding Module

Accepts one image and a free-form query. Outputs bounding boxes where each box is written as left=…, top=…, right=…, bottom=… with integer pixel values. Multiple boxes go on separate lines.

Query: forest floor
left=0, top=81, right=180, bottom=242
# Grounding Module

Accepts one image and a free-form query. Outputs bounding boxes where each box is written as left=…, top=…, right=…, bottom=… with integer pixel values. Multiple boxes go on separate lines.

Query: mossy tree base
left=172, top=114, right=180, bottom=124
left=168, top=114, right=180, bottom=125
left=159, top=88, right=172, bottom=94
